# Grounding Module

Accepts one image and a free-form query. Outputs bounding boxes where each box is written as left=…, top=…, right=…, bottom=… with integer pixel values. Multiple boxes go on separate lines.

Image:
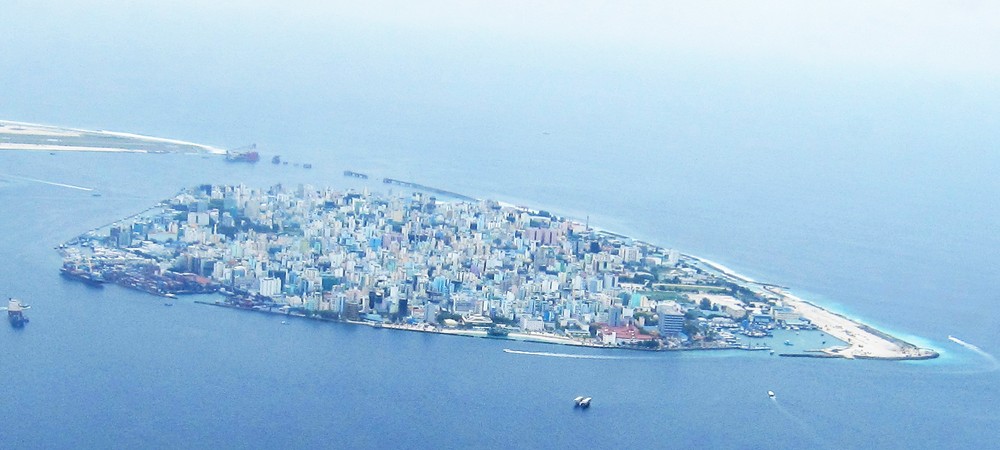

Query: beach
left=682, top=253, right=936, bottom=360
left=0, top=143, right=146, bottom=153
left=768, top=288, right=937, bottom=360
left=0, top=120, right=227, bottom=155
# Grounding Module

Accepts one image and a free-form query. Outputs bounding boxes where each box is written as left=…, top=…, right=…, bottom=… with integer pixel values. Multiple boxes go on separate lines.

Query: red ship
left=225, top=144, right=259, bottom=163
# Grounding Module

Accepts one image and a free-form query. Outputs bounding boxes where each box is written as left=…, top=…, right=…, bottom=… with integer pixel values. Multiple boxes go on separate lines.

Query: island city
left=57, top=178, right=937, bottom=360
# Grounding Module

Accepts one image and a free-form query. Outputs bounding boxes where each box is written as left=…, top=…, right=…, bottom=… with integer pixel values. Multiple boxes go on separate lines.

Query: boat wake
left=502, top=348, right=646, bottom=360
left=0, top=173, right=93, bottom=191
left=948, top=335, right=999, bottom=371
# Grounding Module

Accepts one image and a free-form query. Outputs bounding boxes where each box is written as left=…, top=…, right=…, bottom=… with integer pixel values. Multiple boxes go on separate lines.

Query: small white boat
left=768, top=390, right=776, bottom=399
left=580, top=397, right=592, bottom=408
left=574, top=396, right=584, bottom=404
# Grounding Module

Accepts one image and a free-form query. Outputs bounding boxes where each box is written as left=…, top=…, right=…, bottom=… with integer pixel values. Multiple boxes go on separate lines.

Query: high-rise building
left=609, top=305, right=624, bottom=327
left=398, top=298, right=409, bottom=319
left=110, top=226, right=132, bottom=248
left=657, top=302, right=685, bottom=336
left=425, top=303, right=438, bottom=324
left=259, top=276, right=281, bottom=297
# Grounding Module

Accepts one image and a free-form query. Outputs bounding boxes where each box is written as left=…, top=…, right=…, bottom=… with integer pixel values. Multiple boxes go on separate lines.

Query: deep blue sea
left=2, top=3, right=1000, bottom=448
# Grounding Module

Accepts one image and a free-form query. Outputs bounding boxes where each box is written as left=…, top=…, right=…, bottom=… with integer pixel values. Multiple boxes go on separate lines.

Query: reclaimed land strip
left=1, top=120, right=227, bottom=155
left=59, top=180, right=936, bottom=360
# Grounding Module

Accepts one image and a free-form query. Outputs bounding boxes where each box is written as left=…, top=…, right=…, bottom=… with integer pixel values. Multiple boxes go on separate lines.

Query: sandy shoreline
left=0, top=143, right=147, bottom=153
left=0, top=120, right=227, bottom=155
left=768, top=288, right=936, bottom=360
left=683, top=253, right=936, bottom=360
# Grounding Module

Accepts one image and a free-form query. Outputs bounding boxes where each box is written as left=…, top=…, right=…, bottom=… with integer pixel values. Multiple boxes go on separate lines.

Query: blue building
left=609, top=305, right=624, bottom=327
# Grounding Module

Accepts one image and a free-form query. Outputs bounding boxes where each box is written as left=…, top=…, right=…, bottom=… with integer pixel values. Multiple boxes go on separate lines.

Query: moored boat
left=60, top=266, right=107, bottom=286
left=487, top=326, right=510, bottom=337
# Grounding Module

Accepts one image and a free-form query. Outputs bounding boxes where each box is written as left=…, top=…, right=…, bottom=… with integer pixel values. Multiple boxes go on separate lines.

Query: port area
left=55, top=183, right=936, bottom=360
left=56, top=199, right=221, bottom=298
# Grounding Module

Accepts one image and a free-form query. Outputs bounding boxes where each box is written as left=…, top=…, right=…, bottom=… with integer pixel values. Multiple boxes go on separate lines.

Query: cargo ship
left=225, top=144, right=259, bottom=163
left=60, top=266, right=107, bottom=287
left=7, top=298, right=29, bottom=327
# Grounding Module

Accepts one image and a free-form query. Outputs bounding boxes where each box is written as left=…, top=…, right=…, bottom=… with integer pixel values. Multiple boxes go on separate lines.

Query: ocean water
left=1, top=149, right=997, bottom=449
left=2, top=4, right=1000, bottom=447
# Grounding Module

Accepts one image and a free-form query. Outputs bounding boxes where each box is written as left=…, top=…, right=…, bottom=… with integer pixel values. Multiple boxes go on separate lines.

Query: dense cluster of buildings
left=62, top=183, right=811, bottom=349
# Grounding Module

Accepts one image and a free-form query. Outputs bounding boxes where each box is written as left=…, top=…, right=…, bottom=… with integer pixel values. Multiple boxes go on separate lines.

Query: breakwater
left=382, top=177, right=478, bottom=202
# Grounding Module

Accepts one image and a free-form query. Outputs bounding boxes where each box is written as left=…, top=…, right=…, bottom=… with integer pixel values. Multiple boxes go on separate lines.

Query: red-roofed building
left=599, top=324, right=656, bottom=345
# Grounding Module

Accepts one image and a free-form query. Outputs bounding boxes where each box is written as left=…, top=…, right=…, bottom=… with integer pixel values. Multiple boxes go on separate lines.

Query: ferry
left=6, top=298, right=30, bottom=327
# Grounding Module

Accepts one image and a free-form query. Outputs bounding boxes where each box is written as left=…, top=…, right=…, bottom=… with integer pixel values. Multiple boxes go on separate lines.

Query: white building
left=259, top=276, right=281, bottom=297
